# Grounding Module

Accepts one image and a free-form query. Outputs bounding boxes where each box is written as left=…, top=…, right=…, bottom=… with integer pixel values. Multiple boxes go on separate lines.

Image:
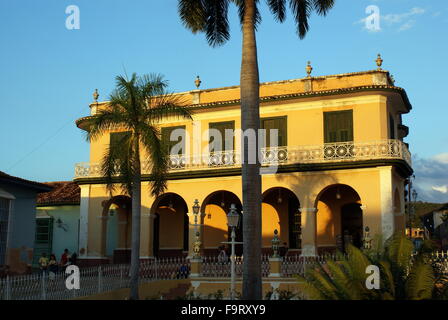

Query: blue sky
left=0, top=0, right=447, bottom=203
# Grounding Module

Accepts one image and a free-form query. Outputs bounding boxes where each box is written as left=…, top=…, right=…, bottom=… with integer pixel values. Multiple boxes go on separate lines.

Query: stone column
left=140, top=213, right=156, bottom=259
left=300, top=208, right=318, bottom=257
left=379, top=166, right=394, bottom=241
left=268, top=258, right=282, bottom=278
left=189, top=258, right=202, bottom=278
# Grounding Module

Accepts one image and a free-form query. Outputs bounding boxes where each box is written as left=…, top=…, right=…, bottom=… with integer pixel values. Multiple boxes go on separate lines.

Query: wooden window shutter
left=324, top=110, right=353, bottom=143
left=162, top=126, right=185, bottom=155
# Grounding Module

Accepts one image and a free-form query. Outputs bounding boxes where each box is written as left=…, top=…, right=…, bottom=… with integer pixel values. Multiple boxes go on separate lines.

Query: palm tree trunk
left=129, top=137, right=142, bottom=300
left=241, top=0, right=262, bottom=300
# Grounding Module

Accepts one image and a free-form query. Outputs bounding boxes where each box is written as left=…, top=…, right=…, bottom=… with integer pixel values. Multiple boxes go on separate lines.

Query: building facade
left=74, top=65, right=413, bottom=265
left=33, top=181, right=80, bottom=267
left=0, top=171, right=52, bottom=274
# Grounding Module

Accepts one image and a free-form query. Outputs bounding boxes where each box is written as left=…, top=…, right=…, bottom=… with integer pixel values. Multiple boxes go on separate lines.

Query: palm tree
left=297, top=234, right=448, bottom=300
left=178, top=0, right=336, bottom=299
left=86, top=73, right=192, bottom=300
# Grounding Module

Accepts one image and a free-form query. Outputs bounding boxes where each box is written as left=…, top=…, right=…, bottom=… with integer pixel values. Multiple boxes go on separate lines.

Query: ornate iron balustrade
left=74, top=139, right=412, bottom=178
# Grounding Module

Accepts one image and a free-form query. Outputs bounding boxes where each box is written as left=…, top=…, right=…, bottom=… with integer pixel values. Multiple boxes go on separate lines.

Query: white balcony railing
left=74, top=139, right=412, bottom=179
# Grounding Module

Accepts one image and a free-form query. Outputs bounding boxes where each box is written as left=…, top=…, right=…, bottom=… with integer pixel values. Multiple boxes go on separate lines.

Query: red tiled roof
left=37, top=181, right=80, bottom=206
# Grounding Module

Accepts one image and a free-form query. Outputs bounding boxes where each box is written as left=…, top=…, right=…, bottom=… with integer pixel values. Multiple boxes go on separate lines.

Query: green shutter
left=209, top=121, right=235, bottom=152
left=161, top=126, right=186, bottom=155
left=324, top=110, right=353, bottom=143
left=261, top=117, right=287, bottom=147
left=33, top=218, right=54, bottom=267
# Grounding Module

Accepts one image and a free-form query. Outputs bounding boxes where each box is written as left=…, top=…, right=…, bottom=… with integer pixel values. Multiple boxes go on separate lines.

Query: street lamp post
left=410, top=189, right=418, bottom=239
left=192, top=199, right=201, bottom=258
left=226, top=203, right=240, bottom=300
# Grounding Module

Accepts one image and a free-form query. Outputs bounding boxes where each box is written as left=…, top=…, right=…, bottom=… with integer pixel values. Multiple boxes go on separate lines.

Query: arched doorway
left=341, top=203, right=363, bottom=248
left=315, top=184, right=363, bottom=253
left=201, top=191, right=243, bottom=256
left=262, top=187, right=301, bottom=254
left=102, top=195, right=132, bottom=263
left=151, top=193, right=188, bottom=257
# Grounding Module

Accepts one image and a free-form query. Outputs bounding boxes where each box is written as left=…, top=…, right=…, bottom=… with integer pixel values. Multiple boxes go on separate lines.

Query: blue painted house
left=0, top=171, right=52, bottom=274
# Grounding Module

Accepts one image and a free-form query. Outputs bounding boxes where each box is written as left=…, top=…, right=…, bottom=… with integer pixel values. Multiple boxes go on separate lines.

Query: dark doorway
left=183, top=212, right=189, bottom=252
left=288, top=197, right=301, bottom=249
left=341, top=203, right=363, bottom=249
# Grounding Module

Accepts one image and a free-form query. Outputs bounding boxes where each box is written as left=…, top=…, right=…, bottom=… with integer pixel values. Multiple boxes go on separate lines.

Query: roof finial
left=376, top=54, right=383, bottom=71
left=306, top=61, right=313, bottom=77
left=93, top=89, right=99, bottom=102
left=195, top=75, right=202, bottom=89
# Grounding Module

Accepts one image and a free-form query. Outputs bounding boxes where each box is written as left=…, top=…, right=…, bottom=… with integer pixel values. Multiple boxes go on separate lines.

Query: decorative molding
left=299, top=208, right=318, bottom=214
left=75, top=158, right=412, bottom=185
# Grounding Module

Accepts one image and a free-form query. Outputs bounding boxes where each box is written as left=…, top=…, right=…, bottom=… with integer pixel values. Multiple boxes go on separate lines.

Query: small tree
left=86, top=73, right=192, bottom=299
left=297, top=234, right=448, bottom=300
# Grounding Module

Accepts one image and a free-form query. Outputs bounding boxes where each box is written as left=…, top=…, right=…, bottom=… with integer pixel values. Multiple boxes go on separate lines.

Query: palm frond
left=289, top=0, right=312, bottom=39
left=385, top=233, right=414, bottom=272
left=346, top=244, right=372, bottom=283
left=295, top=274, right=328, bottom=300
left=85, top=109, right=130, bottom=142
left=312, top=0, right=335, bottom=16
left=178, top=0, right=207, bottom=33
left=101, top=131, right=134, bottom=195
left=378, top=260, right=395, bottom=298
left=405, top=260, right=435, bottom=300
left=144, top=94, right=192, bottom=123
left=204, top=0, right=231, bottom=47
left=267, top=0, right=286, bottom=22
left=302, top=262, right=342, bottom=299
left=139, top=125, right=169, bottom=197
left=325, top=259, right=360, bottom=299
left=138, top=73, right=169, bottom=98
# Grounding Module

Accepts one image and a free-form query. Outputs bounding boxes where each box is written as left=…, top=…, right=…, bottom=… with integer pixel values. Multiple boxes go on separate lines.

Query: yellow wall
left=157, top=206, right=184, bottom=250
left=77, top=70, right=409, bottom=259
left=79, top=166, right=399, bottom=258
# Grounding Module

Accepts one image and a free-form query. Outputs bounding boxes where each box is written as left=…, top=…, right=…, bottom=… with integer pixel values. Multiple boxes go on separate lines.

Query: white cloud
left=432, top=185, right=448, bottom=194
left=413, top=153, right=448, bottom=203
left=433, top=153, right=448, bottom=164
left=382, top=7, right=425, bottom=25
left=356, top=6, right=426, bottom=32
left=398, top=20, right=415, bottom=32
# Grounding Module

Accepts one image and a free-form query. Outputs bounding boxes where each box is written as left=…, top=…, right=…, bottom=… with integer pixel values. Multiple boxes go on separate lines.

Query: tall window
left=324, top=110, right=354, bottom=143
left=110, top=131, right=130, bottom=146
left=161, top=126, right=186, bottom=155
left=0, top=198, right=10, bottom=266
left=209, top=121, right=235, bottom=152
left=389, top=114, right=396, bottom=139
left=261, top=117, right=287, bottom=148
left=33, top=217, right=54, bottom=267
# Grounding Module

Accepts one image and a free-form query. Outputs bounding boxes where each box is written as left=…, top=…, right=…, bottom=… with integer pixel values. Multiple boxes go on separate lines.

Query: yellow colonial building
left=74, top=60, right=412, bottom=265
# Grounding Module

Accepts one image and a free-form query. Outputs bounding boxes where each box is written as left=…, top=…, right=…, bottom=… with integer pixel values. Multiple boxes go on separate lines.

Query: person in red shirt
left=60, top=249, right=71, bottom=271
